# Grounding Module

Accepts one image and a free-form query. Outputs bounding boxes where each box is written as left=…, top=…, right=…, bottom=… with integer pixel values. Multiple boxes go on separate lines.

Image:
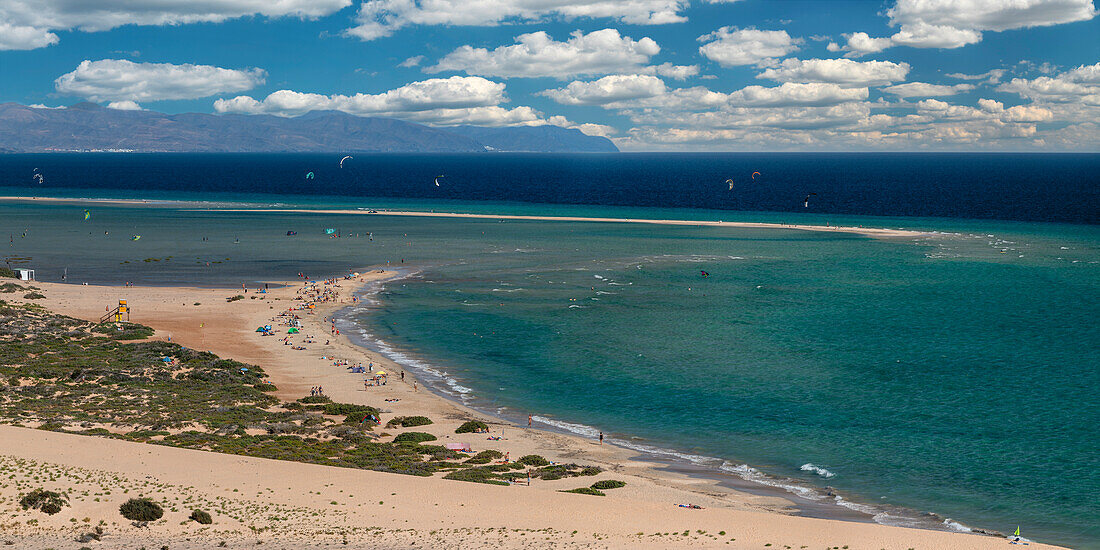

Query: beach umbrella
left=288, top=328, right=299, bottom=334
left=256, top=327, right=266, bottom=332
left=375, top=370, right=386, bottom=375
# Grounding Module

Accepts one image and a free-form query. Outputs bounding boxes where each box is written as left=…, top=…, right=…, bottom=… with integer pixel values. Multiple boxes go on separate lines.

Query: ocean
left=1, top=153, right=1098, bottom=548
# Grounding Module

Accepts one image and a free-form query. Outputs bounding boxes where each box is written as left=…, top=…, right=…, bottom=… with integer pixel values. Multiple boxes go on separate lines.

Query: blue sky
left=1, top=0, right=1098, bottom=151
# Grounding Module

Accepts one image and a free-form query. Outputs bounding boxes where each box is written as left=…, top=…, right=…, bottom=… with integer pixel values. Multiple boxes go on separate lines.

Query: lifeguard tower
left=100, top=300, right=130, bottom=323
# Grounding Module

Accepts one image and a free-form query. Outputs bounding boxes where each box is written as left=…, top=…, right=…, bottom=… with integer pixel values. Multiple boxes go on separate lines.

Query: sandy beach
left=0, top=275, right=1059, bottom=549
left=0, top=195, right=930, bottom=239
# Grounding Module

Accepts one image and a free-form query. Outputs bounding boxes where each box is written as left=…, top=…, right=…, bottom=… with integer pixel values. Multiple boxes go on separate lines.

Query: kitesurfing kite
left=130, top=235, right=141, bottom=241
left=286, top=231, right=297, bottom=236
left=751, top=171, right=761, bottom=180
left=339, top=156, right=353, bottom=168
left=725, top=179, right=734, bottom=191
left=305, top=172, right=315, bottom=180
left=324, top=228, right=336, bottom=235
left=803, top=193, right=817, bottom=208
left=434, top=175, right=444, bottom=187
left=83, top=210, right=90, bottom=220
left=32, top=173, right=44, bottom=184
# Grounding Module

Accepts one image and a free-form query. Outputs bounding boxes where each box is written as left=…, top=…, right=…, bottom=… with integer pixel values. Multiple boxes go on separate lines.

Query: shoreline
left=329, top=268, right=1002, bottom=535
left=0, top=195, right=929, bottom=238
left=0, top=274, right=1058, bottom=547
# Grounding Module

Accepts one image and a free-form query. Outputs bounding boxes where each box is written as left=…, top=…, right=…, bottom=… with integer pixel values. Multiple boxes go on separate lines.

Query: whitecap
left=800, top=463, right=836, bottom=478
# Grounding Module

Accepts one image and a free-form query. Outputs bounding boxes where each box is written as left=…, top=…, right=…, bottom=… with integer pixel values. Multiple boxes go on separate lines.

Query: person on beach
left=528, top=414, right=532, bottom=428
left=599, top=431, right=603, bottom=445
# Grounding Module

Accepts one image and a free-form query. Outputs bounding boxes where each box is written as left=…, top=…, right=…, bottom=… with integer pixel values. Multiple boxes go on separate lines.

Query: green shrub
left=19, top=489, right=68, bottom=515
left=189, top=509, right=212, bottom=524
left=0, top=267, right=16, bottom=279
left=1, top=282, right=25, bottom=293
left=386, top=416, right=432, bottom=428
left=464, top=449, right=503, bottom=464
left=23, top=292, right=46, bottom=300
left=443, top=467, right=509, bottom=486
left=561, top=487, right=605, bottom=496
left=393, top=432, right=436, bottom=444
left=92, top=322, right=155, bottom=340
left=119, top=498, right=163, bottom=522
left=226, top=295, right=245, bottom=302
left=455, top=420, right=488, bottom=433
left=297, top=395, right=331, bottom=404
left=321, top=403, right=381, bottom=424
left=591, top=480, right=626, bottom=490
left=517, top=454, right=549, bottom=466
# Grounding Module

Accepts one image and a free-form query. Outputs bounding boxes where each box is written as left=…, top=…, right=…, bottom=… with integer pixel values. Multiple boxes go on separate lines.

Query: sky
left=1, top=0, right=1098, bottom=151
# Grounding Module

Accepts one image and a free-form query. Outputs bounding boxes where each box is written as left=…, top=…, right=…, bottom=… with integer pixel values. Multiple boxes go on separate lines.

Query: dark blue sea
left=1, top=152, right=1098, bottom=224
left=1, top=153, right=1098, bottom=548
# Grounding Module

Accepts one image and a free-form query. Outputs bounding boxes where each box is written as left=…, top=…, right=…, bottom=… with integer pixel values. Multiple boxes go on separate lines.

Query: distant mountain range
left=0, top=103, right=618, bottom=154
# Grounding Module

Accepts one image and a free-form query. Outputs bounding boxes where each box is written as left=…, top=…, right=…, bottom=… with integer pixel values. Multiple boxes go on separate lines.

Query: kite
left=725, top=178, right=735, bottom=190
left=434, top=175, right=444, bottom=187
left=339, top=155, right=353, bottom=168
left=751, top=171, right=761, bottom=180
left=83, top=210, right=90, bottom=220
left=305, top=172, right=315, bottom=180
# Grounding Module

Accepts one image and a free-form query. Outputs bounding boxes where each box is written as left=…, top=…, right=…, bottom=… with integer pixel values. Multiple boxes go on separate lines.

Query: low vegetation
left=455, top=420, right=488, bottom=433
left=91, top=321, right=155, bottom=340
left=119, top=498, right=163, bottom=522
left=591, top=479, right=626, bottom=490
left=0, top=304, right=605, bottom=489
left=393, top=431, right=437, bottom=444
left=386, top=415, right=433, bottom=428
left=561, top=487, right=605, bottom=496
left=464, top=449, right=503, bottom=464
left=189, top=509, right=213, bottom=524
left=516, top=454, right=550, bottom=467
left=19, top=488, right=68, bottom=515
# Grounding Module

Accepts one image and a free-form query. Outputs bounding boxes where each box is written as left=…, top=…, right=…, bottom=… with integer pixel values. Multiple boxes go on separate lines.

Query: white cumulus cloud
left=728, top=82, right=868, bottom=106
left=946, top=69, right=1007, bottom=84
left=213, top=76, right=572, bottom=127
left=997, top=62, right=1100, bottom=104
left=0, top=21, right=59, bottom=50
left=697, top=28, right=802, bottom=67
left=540, top=75, right=668, bottom=105
left=106, top=100, right=142, bottom=111
left=427, top=29, right=660, bottom=79
left=830, top=0, right=1095, bottom=56
left=757, top=58, right=910, bottom=87
left=55, top=59, right=266, bottom=103
left=826, top=32, right=893, bottom=58
left=347, top=0, right=706, bottom=41
left=0, top=0, right=350, bottom=50
left=881, top=82, right=976, bottom=97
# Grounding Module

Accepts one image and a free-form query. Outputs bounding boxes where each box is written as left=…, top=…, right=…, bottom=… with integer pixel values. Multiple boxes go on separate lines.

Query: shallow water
left=1, top=186, right=1097, bottom=548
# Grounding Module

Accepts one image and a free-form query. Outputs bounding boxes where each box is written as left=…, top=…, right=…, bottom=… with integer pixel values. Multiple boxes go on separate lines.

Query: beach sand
left=0, top=276, right=1059, bottom=549
left=0, top=196, right=929, bottom=239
